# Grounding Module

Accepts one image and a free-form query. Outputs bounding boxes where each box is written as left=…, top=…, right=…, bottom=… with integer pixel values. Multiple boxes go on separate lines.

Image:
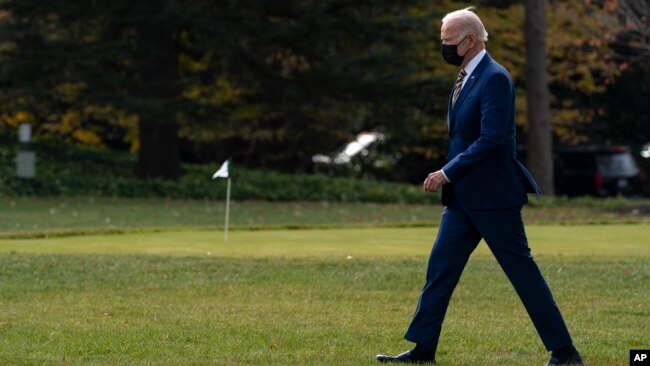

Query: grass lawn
left=1, top=196, right=649, bottom=238
left=0, top=197, right=438, bottom=235
left=0, top=225, right=648, bottom=365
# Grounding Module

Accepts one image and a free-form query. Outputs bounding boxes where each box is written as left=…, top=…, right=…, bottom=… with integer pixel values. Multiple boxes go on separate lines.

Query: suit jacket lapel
left=447, top=83, right=455, bottom=130
left=449, top=52, right=493, bottom=134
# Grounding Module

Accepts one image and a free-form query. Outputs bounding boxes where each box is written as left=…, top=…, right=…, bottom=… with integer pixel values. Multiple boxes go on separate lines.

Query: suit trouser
left=404, top=200, right=573, bottom=352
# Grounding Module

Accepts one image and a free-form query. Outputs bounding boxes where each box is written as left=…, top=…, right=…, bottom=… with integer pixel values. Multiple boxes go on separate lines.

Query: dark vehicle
left=520, top=145, right=645, bottom=197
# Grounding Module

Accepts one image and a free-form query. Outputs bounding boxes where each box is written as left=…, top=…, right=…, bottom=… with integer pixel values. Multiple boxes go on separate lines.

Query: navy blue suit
left=405, top=52, right=573, bottom=353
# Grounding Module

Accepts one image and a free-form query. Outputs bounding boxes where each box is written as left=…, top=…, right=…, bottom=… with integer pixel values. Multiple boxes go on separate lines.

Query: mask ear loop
left=459, top=34, right=473, bottom=57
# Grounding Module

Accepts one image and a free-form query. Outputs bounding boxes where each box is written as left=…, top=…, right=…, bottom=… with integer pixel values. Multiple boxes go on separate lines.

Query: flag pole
left=212, top=158, right=231, bottom=242
left=224, top=176, right=231, bottom=242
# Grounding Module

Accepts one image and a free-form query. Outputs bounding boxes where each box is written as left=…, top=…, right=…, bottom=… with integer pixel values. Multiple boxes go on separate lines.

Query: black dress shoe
left=545, top=348, right=584, bottom=366
left=376, top=349, right=435, bottom=364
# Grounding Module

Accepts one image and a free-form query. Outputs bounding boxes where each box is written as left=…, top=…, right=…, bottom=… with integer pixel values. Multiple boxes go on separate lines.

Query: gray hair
left=442, top=7, right=489, bottom=42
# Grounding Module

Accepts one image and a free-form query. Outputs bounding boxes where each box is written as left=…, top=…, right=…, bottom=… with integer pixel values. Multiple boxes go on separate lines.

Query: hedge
left=0, top=138, right=440, bottom=204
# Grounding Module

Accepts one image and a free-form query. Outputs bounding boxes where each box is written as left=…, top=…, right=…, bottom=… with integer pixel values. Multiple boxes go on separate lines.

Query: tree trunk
left=135, top=118, right=183, bottom=179
left=133, top=1, right=183, bottom=180
left=524, top=0, right=554, bottom=195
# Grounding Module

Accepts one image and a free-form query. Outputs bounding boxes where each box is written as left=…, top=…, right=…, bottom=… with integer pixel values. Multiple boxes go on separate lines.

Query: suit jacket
left=441, top=52, right=541, bottom=209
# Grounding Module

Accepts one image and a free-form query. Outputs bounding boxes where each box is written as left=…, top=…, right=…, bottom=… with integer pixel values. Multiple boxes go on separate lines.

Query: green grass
left=1, top=196, right=649, bottom=238
left=0, top=226, right=648, bottom=365
left=0, top=197, right=438, bottom=235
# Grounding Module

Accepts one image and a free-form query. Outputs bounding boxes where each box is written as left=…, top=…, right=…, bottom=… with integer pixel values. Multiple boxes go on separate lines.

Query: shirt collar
left=463, top=49, right=487, bottom=77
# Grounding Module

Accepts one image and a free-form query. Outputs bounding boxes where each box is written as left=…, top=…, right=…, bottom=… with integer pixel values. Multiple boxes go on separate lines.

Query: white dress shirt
left=460, top=49, right=486, bottom=89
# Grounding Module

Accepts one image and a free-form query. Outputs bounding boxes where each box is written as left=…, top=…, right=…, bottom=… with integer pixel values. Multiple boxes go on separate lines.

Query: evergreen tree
left=0, top=0, right=209, bottom=179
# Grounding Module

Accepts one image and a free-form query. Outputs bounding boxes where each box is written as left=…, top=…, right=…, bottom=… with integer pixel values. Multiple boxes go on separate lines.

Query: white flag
left=212, top=160, right=229, bottom=179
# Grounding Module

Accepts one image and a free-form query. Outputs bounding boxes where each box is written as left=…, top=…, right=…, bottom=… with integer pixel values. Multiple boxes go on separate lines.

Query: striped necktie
left=452, top=68, right=467, bottom=106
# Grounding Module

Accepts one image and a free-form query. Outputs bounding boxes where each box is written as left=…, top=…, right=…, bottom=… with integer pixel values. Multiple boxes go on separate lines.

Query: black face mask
left=441, top=35, right=469, bottom=66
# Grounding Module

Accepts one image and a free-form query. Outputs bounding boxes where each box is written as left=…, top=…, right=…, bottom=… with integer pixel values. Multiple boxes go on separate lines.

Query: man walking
left=376, top=8, right=583, bottom=366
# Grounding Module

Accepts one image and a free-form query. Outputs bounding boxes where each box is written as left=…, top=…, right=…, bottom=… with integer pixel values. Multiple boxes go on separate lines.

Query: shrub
left=0, top=137, right=440, bottom=204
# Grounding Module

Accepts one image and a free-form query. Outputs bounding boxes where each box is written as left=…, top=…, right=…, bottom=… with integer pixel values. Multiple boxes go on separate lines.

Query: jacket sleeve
left=442, top=72, right=513, bottom=183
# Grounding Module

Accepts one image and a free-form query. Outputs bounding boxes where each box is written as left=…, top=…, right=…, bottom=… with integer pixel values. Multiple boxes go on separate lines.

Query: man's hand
left=423, top=170, right=448, bottom=192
